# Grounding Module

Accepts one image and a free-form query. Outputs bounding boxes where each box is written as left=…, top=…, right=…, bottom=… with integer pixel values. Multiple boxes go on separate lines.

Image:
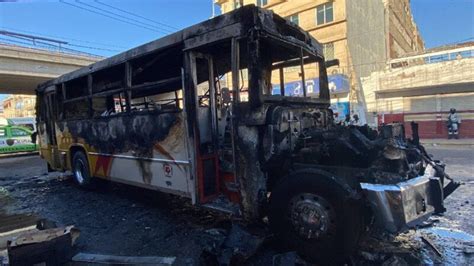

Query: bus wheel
left=72, top=151, right=93, bottom=188
left=268, top=171, right=363, bottom=264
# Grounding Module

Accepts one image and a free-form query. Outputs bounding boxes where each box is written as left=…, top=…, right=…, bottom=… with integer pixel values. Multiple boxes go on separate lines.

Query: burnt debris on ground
left=0, top=152, right=473, bottom=265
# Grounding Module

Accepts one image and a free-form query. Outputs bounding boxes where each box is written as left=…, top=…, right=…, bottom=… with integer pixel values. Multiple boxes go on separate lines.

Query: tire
left=268, top=171, right=364, bottom=264
left=72, top=151, right=94, bottom=188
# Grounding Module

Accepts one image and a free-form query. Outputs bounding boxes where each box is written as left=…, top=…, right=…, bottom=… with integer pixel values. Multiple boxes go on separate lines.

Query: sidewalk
left=421, top=138, right=474, bottom=146
left=0, top=151, right=39, bottom=159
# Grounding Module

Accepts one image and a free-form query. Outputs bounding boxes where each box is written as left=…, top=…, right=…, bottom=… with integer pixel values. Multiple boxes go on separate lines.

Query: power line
left=94, top=0, right=178, bottom=31
left=0, top=37, right=54, bottom=49
left=59, top=0, right=164, bottom=34
left=66, top=43, right=121, bottom=52
left=0, top=30, right=67, bottom=44
left=0, top=30, right=121, bottom=53
left=0, top=36, right=102, bottom=57
left=0, top=26, right=128, bottom=49
left=76, top=0, right=173, bottom=34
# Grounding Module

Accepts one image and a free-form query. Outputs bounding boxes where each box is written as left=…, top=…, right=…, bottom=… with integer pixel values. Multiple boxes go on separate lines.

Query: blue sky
left=0, top=0, right=473, bottom=101
left=0, top=0, right=216, bottom=57
left=0, top=0, right=217, bottom=101
left=411, top=0, right=473, bottom=48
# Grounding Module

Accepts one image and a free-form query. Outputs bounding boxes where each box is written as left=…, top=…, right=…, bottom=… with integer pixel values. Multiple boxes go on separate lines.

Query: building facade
left=2, top=95, right=36, bottom=118
left=362, top=43, right=474, bottom=138
left=383, top=0, right=424, bottom=59
left=215, top=0, right=424, bottom=123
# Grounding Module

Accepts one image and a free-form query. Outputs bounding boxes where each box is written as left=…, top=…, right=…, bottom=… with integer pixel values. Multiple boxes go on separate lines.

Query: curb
left=421, top=142, right=474, bottom=147
left=0, top=151, right=39, bottom=159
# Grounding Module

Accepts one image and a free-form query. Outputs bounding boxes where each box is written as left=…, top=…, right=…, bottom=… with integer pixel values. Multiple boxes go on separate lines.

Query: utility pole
left=211, top=0, right=216, bottom=18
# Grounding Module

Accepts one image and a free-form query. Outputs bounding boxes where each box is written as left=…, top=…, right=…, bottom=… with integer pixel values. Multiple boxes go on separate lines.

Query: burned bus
left=36, top=5, right=458, bottom=263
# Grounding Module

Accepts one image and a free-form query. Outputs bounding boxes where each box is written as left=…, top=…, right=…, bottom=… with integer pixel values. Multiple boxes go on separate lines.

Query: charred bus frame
left=36, top=5, right=458, bottom=263
left=36, top=5, right=328, bottom=208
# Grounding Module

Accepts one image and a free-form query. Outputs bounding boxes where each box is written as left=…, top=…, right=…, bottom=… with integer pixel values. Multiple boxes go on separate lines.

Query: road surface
left=0, top=146, right=473, bottom=265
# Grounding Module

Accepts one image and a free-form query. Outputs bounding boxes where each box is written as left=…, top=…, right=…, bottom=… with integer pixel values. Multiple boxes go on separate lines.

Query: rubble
left=463, top=242, right=474, bottom=254
left=416, top=219, right=439, bottom=229
left=272, top=252, right=307, bottom=266
left=1, top=147, right=472, bottom=265
left=200, top=223, right=265, bottom=265
left=381, top=255, right=408, bottom=266
left=421, top=235, right=443, bottom=257
left=0, top=249, right=7, bottom=265
left=7, top=225, right=80, bottom=265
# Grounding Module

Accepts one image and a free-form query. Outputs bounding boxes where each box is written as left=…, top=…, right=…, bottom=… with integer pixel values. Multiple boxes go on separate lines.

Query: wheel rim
left=74, top=159, right=86, bottom=184
left=289, top=193, right=334, bottom=240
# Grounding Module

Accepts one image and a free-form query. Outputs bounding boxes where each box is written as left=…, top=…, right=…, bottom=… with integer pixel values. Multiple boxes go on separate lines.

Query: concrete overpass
left=0, top=43, right=103, bottom=95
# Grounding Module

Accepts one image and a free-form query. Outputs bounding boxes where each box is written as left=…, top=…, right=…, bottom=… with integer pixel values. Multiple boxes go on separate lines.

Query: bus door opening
left=44, top=89, right=60, bottom=168
left=191, top=53, right=220, bottom=202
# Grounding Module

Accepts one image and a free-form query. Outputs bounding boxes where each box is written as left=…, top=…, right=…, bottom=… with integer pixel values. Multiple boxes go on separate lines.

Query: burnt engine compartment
left=260, top=106, right=436, bottom=187
left=293, top=123, right=427, bottom=185
left=233, top=104, right=456, bottom=221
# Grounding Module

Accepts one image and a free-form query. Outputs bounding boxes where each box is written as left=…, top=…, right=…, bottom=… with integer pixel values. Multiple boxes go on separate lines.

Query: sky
left=0, top=0, right=216, bottom=57
left=411, top=0, right=474, bottom=48
left=0, top=0, right=218, bottom=101
left=0, top=0, right=473, bottom=101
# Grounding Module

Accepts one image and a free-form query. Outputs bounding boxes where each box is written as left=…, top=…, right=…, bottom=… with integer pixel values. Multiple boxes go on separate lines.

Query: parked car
left=0, top=125, right=38, bottom=154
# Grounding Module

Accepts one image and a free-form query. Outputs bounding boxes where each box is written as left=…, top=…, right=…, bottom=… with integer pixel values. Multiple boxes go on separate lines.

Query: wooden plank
left=8, top=225, right=79, bottom=247
left=0, top=213, right=38, bottom=234
left=0, top=226, right=37, bottom=250
left=72, top=253, right=176, bottom=265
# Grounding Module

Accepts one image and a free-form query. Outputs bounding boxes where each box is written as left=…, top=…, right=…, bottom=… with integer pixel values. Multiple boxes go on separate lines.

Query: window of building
left=234, top=0, right=242, bottom=9
left=11, top=128, right=29, bottom=137
left=0, top=129, right=5, bottom=137
left=316, top=2, right=334, bottom=25
left=288, top=14, right=299, bottom=25
left=323, top=42, right=335, bottom=60
left=257, top=0, right=268, bottom=7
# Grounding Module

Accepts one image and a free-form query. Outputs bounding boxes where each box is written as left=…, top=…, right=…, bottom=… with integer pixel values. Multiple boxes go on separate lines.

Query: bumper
left=360, top=165, right=458, bottom=233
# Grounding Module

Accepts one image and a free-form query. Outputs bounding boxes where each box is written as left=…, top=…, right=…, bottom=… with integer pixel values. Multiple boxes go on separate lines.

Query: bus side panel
left=37, top=122, right=53, bottom=163
left=100, top=114, right=192, bottom=197
left=55, top=112, right=194, bottom=197
left=54, top=122, right=94, bottom=171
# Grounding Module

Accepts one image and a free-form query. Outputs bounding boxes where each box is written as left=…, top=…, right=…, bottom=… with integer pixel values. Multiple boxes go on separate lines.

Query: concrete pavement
left=421, top=138, right=474, bottom=146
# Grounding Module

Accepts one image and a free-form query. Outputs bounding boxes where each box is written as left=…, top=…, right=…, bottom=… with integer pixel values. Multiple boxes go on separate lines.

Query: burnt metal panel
left=57, top=112, right=179, bottom=156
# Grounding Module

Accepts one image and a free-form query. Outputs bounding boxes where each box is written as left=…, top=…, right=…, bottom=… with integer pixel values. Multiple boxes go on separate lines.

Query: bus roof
left=37, top=5, right=322, bottom=92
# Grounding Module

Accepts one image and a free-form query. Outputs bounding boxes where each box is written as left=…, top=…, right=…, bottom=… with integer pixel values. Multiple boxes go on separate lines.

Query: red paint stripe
left=94, top=155, right=113, bottom=177
left=404, top=120, right=474, bottom=139
left=400, top=110, right=474, bottom=116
